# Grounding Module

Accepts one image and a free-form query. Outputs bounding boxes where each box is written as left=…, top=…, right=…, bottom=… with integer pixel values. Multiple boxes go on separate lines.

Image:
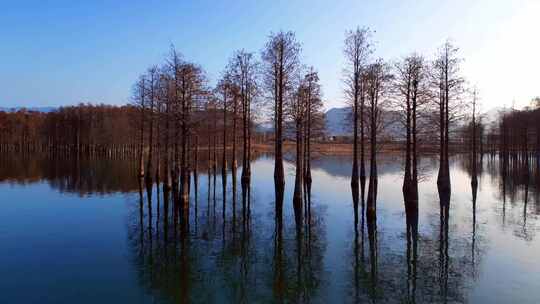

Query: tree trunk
left=164, top=98, right=172, bottom=191
left=155, top=105, right=161, bottom=186
left=403, top=80, right=412, bottom=197
left=232, top=95, right=238, bottom=173
left=411, top=87, right=419, bottom=201
left=138, top=104, right=145, bottom=178
left=293, top=119, right=304, bottom=231
left=180, top=88, right=189, bottom=223
left=352, top=71, right=359, bottom=195
left=222, top=91, right=228, bottom=222
left=360, top=88, right=366, bottom=188
left=146, top=90, right=154, bottom=186
left=366, top=97, right=378, bottom=222
left=471, top=96, right=478, bottom=186
left=274, top=48, right=285, bottom=215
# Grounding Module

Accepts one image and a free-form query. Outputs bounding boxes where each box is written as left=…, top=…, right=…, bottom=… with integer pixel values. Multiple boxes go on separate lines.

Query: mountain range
left=324, top=105, right=508, bottom=137
left=325, top=106, right=403, bottom=138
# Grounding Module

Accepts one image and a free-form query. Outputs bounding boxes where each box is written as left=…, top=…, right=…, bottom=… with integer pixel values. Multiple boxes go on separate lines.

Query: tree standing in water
left=162, top=73, right=173, bottom=191
left=471, top=88, right=479, bottom=186
left=364, top=60, right=392, bottom=222
left=165, top=47, right=183, bottom=204
left=432, top=41, right=464, bottom=194
left=285, top=67, right=324, bottom=231
left=212, top=95, right=218, bottom=203
left=394, top=54, right=426, bottom=204
left=154, top=73, right=166, bottom=187
left=230, top=79, right=240, bottom=178
left=166, top=46, right=207, bottom=226
left=287, top=71, right=306, bottom=229
left=217, top=74, right=232, bottom=220
left=230, top=50, right=258, bottom=186
left=133, top=76, right=147, bottom=178
left=343, top=27, right=372, bottom=225
left=262, top=31, right=301, bottom=216
left=225, top=59, right=241, bottom=229
left=145, top=66, right=159, bottom=187
left=301, top=68, right=323, bottom=220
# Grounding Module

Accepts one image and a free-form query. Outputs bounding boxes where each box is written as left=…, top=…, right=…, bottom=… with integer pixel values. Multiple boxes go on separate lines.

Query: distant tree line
left=489, top=98, right=540, bottom=174
left=0, top=104, right=139, bottom=156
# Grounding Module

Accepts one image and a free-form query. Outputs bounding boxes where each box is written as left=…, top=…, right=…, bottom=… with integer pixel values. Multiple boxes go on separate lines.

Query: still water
left=0, top=154, right=539, bottom=303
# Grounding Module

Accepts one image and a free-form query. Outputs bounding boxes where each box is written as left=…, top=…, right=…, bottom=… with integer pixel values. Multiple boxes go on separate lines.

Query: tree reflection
left=437, top=187, right=450, bottom=302
left=405, top=192, right=419, bottom=304
left=127, top=166, right=328, bottom=303
left=0, top=154, right=139, bottom=195
left=5, top=153, right=528, bottom=302
left=345, top=157, right=491, bottom=303
left=471, top=176, right=478, bottom=279
left=273, top=210, right=285, bottom=302
left=129, top=175, right=201, bottom=303
left=483, top=155, right=540, bottom=241
left=349, top=179, right=380, bottom=303
left=272, top=185, right=326, bottom=303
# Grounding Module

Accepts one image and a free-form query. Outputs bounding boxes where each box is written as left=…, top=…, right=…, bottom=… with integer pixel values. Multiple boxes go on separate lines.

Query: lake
left=0, top=153, right=539, bottom=303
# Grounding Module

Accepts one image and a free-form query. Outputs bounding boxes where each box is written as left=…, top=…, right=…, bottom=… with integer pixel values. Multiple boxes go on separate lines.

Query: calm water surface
left=0, top=154, right=539, bottom=303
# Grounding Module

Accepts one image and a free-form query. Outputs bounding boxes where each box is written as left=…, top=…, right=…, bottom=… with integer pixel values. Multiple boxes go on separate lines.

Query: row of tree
left=129, top=32, right=326, bottom=234
left=342, top=27, right=470, bottom=230
left=496, top=99, right=540, bottom=166
left=0, top=105, right=143, bottom=156
left=129, top=27, right=481, bottom=238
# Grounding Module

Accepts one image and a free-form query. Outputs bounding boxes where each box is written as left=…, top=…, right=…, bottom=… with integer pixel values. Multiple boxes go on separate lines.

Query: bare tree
left=229, top=50, right=258, bottom=188
left=301, top=68, right=323, bottom=220
left=161, top=72, right=174, bottom=190
left=343, top=27, right=372, bottom=223
left=364, top=60, right=392, bottom=221
left=155, top=72, right=167, bottom=186
left=166, top=46, right=206, bottom=228
left=132, top=76, right=147, bottom=178
left=284, top=67, right=324, bottom=230
left=394, top=54, right=427, bottom=205
left=287, top=72, right=306, bottom=228
left=216, top=73, right=233, bottom=219
left=145, top=66, right=159, bottom=187
left=471, top=88, right=479, bottom=186
left=166, top=48, right=183, bottom=199
left=227, top=73, right=241, bottom=219
left=431, top=40, right=465, bottom=193
left=262, top=31, right=301, bottom=217
left=303, top=68, right=323, bottom=182
left=212, top=95, right=218, bottom=204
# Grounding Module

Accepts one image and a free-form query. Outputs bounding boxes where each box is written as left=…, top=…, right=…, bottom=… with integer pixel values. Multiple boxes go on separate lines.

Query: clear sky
left=1, top=0, right=538, bottom=111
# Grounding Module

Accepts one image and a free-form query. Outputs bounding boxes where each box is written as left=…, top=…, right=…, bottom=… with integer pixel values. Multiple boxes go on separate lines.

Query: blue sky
left=1, top=0, right=538, bottom=110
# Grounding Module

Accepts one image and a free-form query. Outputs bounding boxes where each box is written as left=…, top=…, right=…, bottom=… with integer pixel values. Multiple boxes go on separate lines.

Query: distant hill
left=255, top=120, right=273, bottom=133
left=0, top=106, right=56, bottom=113
left=325, top=105, right=510, bottom=138
left=325, top=106, right=403, bottom=139
left=325, top=107, right=350, bottom=136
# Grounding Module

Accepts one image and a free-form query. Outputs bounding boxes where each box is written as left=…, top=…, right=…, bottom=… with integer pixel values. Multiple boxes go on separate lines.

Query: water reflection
left=471, top=176, right=478, bottom=279
left=2, top=153, right=540, bottom=303
left=405, top=189, right=419, bottom=303
left=0, top=154, right=139, bottom=194
left=126, top=166, right=331, bottom=303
